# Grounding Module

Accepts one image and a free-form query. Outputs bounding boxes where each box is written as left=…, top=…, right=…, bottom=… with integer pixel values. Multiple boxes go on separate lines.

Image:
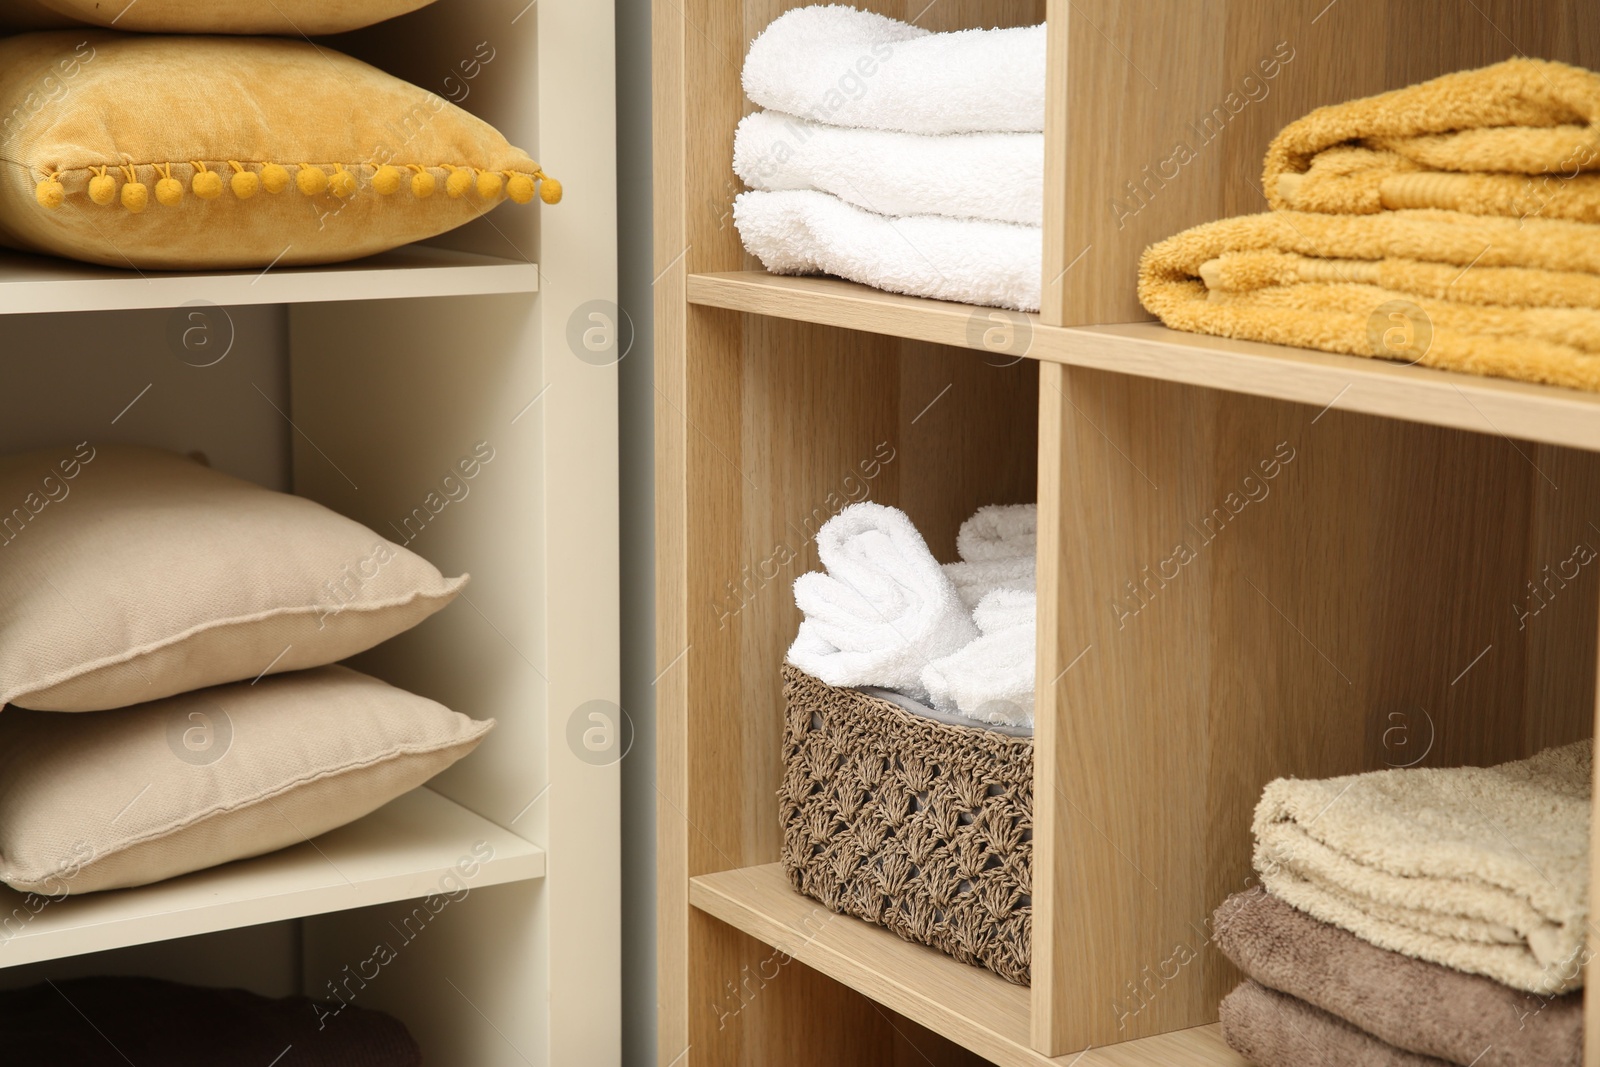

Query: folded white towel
left=1254, top=739, right=1592, bottom=995
left=942, top=557, right=1035, bottom=611
left=921, top=588, right=1036, bottom=727
left=734, top=189, right=1041, bottom=311
left=734, top=111, right=1044, bottom=226
left=957, top=503, right=1037, bottom=562
left=742, top=5, right=1046, bottom=135
left=786, top=502, right=978, bottom=701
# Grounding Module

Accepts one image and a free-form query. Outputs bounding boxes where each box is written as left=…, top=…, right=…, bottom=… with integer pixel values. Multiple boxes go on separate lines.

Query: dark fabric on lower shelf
left=1214, top=887, right=1582, bottom=1067
left=0, top=976, right=421, bottom=1066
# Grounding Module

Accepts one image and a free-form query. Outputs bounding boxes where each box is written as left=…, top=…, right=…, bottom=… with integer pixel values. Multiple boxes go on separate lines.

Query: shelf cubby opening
left=1035, top=366, right=1600, bottom=1051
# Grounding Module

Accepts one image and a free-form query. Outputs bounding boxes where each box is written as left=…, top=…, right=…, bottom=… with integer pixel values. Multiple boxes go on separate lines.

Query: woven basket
left=778, top=664, right=1033, bottom=984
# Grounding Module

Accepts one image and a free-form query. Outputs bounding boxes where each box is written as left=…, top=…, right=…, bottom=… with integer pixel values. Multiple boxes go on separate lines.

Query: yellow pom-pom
left=261, top=163, right=290, bottom=194
left=411, top=169, right=437, bottom=199
left=155, top=177, right=184, bottom=207
left=35, top=177, right=65, bottom=209
left=373, top=165, right=402, bottom=196
left=538, top=177, right=563, bottom=205
left=122, top=181, right=149, bottom=213
left=88, top=172, right=117, bottom=206
left=476, top=170, right=503, bottom=199
left=193, top=170, right=224, bottom=200
left=506, top=173, right=536, bottom=204
left=297, top=165, right=328, bottom=196
left=231, top=170, right=260, bottom=199
left=329, top=167, right=358, bottom=199
left=445, top=167, right=473, bottom=199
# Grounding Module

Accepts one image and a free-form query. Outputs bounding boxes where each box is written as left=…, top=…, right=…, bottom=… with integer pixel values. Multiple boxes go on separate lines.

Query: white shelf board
left=0, top=786, right=544, bottom=969
left=0, top=245, right=539, bottom=316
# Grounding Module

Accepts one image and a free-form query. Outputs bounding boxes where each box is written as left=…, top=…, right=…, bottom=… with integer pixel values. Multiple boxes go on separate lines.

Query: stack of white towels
left=734, top=5, right=1046, bottom=312
left=787, top=501, right=1038, bottom=728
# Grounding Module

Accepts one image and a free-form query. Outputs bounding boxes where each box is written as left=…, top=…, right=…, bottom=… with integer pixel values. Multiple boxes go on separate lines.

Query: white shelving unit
left=0, top=2, right=619, bottom=1064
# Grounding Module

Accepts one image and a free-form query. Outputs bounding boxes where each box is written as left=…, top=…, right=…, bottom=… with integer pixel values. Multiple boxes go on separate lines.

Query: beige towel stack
left=1140, top=59, right=1600, bottom=392
left=1218, top=740, right=1592, bottom=1067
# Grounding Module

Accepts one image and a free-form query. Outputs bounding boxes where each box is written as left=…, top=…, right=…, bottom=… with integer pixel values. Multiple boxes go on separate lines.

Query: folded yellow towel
left=1138, top=209, right=1600, bottom=391
left=1266, top=59, right=1600, bottom=220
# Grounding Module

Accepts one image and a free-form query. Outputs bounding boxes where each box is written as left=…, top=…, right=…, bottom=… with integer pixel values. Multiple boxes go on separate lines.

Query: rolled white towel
left=787, top=502, right=978, bottom=701
left=922, top=588, right=1036, bottom=727
left=734, top=189, right=1041, bottom=312
left=734, top=111, right=1044, bottom=226
left=742, top=5, right=1046, bottom=135
left=957, top=503, right=1037, bottom=562
left=943, top=556, right=1035, bottom=612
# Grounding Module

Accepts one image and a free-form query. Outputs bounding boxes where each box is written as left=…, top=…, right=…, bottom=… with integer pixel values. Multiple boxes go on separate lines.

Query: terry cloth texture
left=741, top=4, right=1045, bottom=135
left=1215, top=888, right=1581, bottom=1067
left=786, top=502, right=977, bottom=701
left=1137, top=209, right=1600, bottom=392
left=1252, top=740, right=1591, bottom=995
left=736, top=189, right=1041, bottom=311
left=1264, top=59, right=1600, bottom=220
left=734, top=110, right=1044, bottom=225
left=0, top=975, right=420, bottom=1065
left=920, top=588, right=1036, bottom=728
left=1220, top=980, right=1453, bottom=1067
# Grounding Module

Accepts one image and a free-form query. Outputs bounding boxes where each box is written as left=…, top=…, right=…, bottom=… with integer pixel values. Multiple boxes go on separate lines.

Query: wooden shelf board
left=1059, top=322, right=1600, bottom=454
left=0, top=244, right=539, bottom=316
left=686, top=271, right=1600, bottom=453
left=690, top=864, right=1247, bottom=1067
left=0, top=786, right=545, bottom=969
left=687, top=270, right=1023, bottom=351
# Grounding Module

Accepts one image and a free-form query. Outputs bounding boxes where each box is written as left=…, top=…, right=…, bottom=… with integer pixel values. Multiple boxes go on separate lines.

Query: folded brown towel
left=1221, top=980, right=1454, bottom=1067
left=0, top=976, right=420, bottom=1065
left=1263, top=59, right=1600, bottom=221
left=1215, top=888, right=1581, bottom=1067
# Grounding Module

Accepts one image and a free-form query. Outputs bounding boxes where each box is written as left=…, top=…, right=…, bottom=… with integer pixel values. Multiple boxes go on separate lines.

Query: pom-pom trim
left=30, top=161, right=561, bottom=212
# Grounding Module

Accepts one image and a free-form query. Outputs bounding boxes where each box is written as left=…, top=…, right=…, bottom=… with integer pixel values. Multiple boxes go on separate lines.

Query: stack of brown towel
left=1216, top=739, right=1591, bottom=1067
left=1139, top=59, right=1600, bottom=392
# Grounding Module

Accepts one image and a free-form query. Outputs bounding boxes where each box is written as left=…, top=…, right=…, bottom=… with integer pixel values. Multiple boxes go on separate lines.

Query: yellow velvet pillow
left=0, top=0, right=437, bottom=35
left=0, top=32, right=560, bottom=269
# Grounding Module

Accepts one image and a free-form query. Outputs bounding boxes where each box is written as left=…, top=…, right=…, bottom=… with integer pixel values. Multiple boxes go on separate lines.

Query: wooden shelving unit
left=656, top=1, right=1600, bottom=1065
left=0, top=1, right=619, bottom=1063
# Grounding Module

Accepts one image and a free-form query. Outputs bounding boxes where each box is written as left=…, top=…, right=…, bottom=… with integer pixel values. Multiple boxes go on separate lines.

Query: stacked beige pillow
left=0, top=0, right=561, bottom=269
left=0, top=444, right=491, bottom=894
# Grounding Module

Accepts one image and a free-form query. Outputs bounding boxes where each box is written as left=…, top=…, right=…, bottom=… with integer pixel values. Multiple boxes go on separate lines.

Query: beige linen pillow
left=0, top=443, right=466, bottom=712
left=0, top=665, right=493, bottom=894
left=0, top=0, right=437, bottom=34
left=0, top=32, right=561, bottom=269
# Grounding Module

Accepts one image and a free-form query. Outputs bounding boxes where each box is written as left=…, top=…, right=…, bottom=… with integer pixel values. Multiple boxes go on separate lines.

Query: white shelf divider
left=0, top=786, right=544, bottom=970
left=0, top=245, right=539, bottom=316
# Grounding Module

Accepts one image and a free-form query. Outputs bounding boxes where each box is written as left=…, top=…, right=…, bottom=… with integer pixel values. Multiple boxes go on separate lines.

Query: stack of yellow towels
left=1139, top=59, right=1600, bottom=393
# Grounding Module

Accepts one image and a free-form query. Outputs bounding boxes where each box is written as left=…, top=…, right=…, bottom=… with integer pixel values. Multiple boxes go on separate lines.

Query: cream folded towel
left=1254, top=739, right=1592, bottom=994
left=956, top=503, right=1037, bottom=562
left=921, top=588, right=1035, bottom=727
left=734, top=110, right=1044, bottom=226
left=787, top=502, right=977, bottom=701
left=734, top=189, right=1042, bottom=311
left=741, top=5, right=1046, bottom=135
